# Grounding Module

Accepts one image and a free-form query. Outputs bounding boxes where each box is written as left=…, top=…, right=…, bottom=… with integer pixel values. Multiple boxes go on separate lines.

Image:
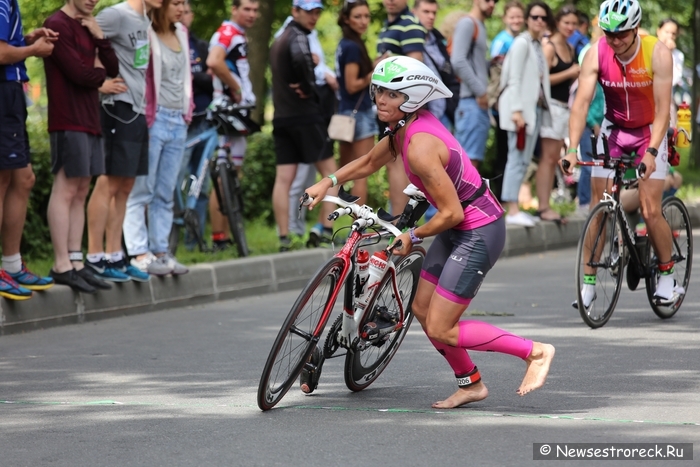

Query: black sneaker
left=76, top=267, right=112, bottom=290
left=49, top=269, right=97, bottom=294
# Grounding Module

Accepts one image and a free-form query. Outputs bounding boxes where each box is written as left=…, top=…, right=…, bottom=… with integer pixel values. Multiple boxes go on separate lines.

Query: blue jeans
left=124, top=106, right=188, bottom=256
left=577, top=125, right=594, bottom=206
left=454, top=97, right=490, bottom=161
left=501, top=108, right=543, bottom=203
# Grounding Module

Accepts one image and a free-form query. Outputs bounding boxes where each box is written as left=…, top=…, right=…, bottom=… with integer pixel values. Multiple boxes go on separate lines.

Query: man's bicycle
left=257, top=185, right=430, bottom=411
left=169, top=98, right=257, bottom=257
left=562, top=134, right=693, bottom=328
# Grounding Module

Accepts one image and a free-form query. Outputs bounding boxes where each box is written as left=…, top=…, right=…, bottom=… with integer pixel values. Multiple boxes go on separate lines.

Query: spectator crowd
left=0, top=0, right=687, bottom=300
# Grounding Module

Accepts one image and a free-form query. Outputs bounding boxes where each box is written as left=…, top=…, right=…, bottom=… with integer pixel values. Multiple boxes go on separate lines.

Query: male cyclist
left=561, top=0, right=679, bottom=308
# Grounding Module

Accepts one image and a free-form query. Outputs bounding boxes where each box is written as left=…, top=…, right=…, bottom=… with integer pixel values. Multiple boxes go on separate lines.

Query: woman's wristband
left=328, top=174, right=338, bottom=187
left=566, top=148, right=578, bottom=154
left=408, top=227, right=423, bottom=245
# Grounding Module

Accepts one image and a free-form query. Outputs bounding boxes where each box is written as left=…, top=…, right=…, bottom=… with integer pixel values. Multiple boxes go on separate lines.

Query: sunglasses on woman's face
left=529, top=14, right=548, bottom=21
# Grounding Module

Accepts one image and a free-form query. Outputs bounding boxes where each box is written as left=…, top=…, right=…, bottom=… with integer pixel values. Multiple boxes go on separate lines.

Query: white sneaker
left=506, top=211, right=536, bottom=227
left=130, top=252, right=157, bottom=273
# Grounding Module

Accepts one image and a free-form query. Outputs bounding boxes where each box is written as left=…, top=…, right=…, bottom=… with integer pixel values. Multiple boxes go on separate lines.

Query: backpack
left=487, top=54, right=505, bottom=110
left=424, top=29, right=460, bottom=125
left=431, top=18, right=479, bottom=125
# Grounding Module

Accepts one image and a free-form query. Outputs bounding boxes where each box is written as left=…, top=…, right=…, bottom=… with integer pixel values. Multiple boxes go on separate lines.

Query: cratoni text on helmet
left=406, top=75, right=438, bottom=83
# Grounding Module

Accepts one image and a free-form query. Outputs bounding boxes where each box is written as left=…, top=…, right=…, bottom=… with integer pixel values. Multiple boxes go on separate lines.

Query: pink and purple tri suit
left=595, top=35, right=668, bottom=180
left=400, top=110, right=505, bottom=305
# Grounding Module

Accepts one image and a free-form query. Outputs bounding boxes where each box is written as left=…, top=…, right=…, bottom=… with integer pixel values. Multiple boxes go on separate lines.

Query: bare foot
left=517, top=342, right=555, bottom=396
left=432, top=381, right=489, bottom=409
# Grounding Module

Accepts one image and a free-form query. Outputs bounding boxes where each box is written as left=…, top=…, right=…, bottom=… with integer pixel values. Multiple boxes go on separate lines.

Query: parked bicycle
left=563, top=134, right=693, bottom=329
left=257, top=185, right=430, bottom=411
left=169, top=97, right=258, bottom=257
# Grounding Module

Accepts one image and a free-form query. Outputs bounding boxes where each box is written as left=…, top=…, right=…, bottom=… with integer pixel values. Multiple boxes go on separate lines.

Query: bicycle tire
left=575, top=202, right=624, bottom=328
left=217, top=163, right=249, bottom=257
left=257, top=257, right=344, bottom=411
left=645, top=196, right=693, bottom=319
left=344, top=248, right=424, bottom=392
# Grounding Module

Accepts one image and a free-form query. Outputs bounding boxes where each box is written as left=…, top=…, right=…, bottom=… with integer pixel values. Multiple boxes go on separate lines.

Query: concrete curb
left=2, top=204, right=698, bottom=335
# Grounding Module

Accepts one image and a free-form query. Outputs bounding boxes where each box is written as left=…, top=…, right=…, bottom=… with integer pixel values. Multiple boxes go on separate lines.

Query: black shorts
left=50, top=131, right=105, bottom=178
left=100, top=101, right=149, bottom=177
left=273, top=123, right=332, bottom=165
left=0, top=81, right=30, bottom=170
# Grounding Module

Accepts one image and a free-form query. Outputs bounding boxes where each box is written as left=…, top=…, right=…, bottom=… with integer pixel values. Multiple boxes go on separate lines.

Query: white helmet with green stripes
left=370, top=56, right=453, bottom=113
left=598, top=0, right=642, bottom=32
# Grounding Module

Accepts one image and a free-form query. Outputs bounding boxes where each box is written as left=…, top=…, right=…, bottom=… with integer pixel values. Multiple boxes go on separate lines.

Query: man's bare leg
left=1, top=165, right=34, bottom=257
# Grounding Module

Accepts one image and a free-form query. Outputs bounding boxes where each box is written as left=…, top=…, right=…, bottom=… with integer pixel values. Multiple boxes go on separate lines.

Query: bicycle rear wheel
left=217, top=163, right=249, bottom=257
left=257, top=257, right=344, bottom=411
left=645, top=196, right=693, bottom=319
left=344, top=249, right=424, bottom=392
left=575, top=202, right=625, bottom=328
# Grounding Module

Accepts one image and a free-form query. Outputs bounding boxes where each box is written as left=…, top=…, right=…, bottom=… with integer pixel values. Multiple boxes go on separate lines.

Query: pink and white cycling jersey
left=209, top=20, right=255, bottom=105
left=400, top=110, right=504, bottom=231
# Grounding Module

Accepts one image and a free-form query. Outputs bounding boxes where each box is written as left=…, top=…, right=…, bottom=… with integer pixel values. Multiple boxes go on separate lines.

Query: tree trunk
left=247, top=0, right=276, bottom=125
left=692, top=0, right=700, bottom=167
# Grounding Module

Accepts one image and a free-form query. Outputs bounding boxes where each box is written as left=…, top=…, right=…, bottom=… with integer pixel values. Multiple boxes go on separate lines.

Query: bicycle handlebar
left=562, top=158, right=646, bottom=176
left=562, top=133, right=646, bottom=177
left=301, top=193, right=403, bottom=239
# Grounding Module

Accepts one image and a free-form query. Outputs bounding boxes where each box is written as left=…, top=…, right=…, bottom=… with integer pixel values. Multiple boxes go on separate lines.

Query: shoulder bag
left=328, top=91, right=365, bottom=143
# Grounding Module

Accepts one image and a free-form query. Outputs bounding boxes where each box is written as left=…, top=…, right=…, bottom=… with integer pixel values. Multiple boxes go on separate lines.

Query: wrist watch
left=646, top=147, right=658, bottom=158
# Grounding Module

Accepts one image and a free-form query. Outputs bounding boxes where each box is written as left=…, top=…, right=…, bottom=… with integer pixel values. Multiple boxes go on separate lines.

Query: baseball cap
left=293, top=0, right=323, bottom=11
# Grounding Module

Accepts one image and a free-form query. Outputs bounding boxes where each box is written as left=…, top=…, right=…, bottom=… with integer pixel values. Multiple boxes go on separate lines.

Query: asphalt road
left=1, top=241, right=699, bottom=467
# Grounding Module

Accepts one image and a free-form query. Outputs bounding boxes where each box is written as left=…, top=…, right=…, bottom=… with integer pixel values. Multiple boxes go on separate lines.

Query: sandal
left=299, top=346, right=324, bottom=394
left=535, top=209, right=568, bottom=226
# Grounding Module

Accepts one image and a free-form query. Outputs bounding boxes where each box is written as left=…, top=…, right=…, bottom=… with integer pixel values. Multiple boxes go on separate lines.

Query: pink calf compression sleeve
left=428, top=337, right=475, bottom=376
left=457, top=320, right=533, bottom=360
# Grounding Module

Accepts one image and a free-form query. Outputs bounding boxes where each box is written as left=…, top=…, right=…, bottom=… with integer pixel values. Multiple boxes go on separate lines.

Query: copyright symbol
left=540, top=444, right=551, bottom=455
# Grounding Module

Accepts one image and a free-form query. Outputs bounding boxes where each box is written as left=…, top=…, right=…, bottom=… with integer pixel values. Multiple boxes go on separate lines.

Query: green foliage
left=241, top=130, right=277, bottom=225
left=366, top=166, right=389, bottom=211
left=22, top=114, right=53, bottom=261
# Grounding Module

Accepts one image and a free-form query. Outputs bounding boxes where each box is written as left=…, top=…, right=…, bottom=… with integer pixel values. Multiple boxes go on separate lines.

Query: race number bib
left=134, top=39, right=149, bottom=69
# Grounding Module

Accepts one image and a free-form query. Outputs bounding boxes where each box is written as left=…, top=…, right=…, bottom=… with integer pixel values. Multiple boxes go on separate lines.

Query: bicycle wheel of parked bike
left=257, top=257, right=344, bottom=411
left=218, top=163, right=249, bottom=257
left=344, top=249, right=424, bottom=392
left=645, top=196, right=693, bottom=319
left=575, top=202, right=625, bottom=328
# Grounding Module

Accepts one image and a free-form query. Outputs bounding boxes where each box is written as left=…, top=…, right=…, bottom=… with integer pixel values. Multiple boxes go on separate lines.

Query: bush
left=241, top=130, right=277, bottom=225
left=22, top=114, right=53, bottom=260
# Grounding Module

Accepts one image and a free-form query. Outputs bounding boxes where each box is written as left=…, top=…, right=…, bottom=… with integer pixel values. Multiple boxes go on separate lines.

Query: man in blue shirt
left=567, top=11, right=590, bottom=57
left=0, top=0, right=58, bottom=300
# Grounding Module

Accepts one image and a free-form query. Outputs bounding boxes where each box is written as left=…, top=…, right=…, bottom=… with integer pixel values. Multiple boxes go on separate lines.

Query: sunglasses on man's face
left=529, top=14, right=548, bottom=21
left=603, top=29, right=634, bottom=40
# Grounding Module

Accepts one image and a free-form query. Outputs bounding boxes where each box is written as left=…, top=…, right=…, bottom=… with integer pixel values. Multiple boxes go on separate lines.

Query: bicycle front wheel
left=645, top=196, right=693, bottom=319
left=218, top=164, right=249, bottom=257
left=575, top=202, right=625, bottom=328
left=344, top=248, right=424, bottom=392
left=257, top=257, right=344, bottom=411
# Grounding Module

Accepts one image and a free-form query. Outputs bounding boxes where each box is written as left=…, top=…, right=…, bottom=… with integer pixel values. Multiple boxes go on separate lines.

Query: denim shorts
left=340, top=107, right=378, bottom=142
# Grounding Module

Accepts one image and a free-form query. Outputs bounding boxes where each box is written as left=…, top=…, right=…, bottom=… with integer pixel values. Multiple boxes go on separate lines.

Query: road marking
left=2, top=400, right=698, bottom=426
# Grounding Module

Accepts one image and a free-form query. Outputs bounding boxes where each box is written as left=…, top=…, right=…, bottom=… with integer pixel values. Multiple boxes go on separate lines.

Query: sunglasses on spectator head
left=529, top=15, right=548, bottom=21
